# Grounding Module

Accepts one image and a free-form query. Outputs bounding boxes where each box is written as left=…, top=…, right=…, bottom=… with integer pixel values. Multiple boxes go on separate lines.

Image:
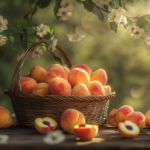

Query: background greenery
left=0, top=0, right=150, bottom=116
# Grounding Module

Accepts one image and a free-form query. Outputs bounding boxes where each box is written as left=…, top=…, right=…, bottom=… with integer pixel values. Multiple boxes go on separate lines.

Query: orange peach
left=61, top=109, right=85, bottom=134
left=14, top=77, right=37, bottom=94
left=70, top=64, right=92, bottom=76
left=118, top=121, right=140, bottom=138
left=103, top=85, right=111, bottom=94
left=73, top=124, right=98, bottom=140
left=35, top=117, right=57, bottom=134
left=32, top=82, right=49, bottom=93
left=108, top=109, right=118, bottom=127
left=48, top=64, right=64, bottom=72
left=45, top=72, right=54, bottom=84
left=69, top=68, right=90, bottom=87
left=48, top=77, right=71, bottom=95
left=32, top=89, right=48, bottom=95
left=87, top=81, right=105, bottom=96
left=2, top=117, right=13, bottom=129
left=90, top=69, right=107, bottom=86
left=30, top=66, right=47, bottom=83
left=145, top=110, right=150, bottom=128
left=0, top=106, right=12, bottom=128
left=63, top=66, right=70, bottom=76
left=125, top=111, right=145, bottom=129
left=71, top=84, right=91, bottom=96
left=115, top=105, right=133, bottom=123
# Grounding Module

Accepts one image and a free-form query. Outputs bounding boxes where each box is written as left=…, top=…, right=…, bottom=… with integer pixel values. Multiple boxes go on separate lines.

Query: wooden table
left=1, top=120, right=150, bottom=150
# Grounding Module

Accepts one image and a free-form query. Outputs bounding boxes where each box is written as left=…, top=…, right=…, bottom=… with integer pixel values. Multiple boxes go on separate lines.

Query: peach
left=108, top=109, right=118, bottom=127
left=32, top=89, right=48, bottom=95
left=118, top=121, right=140, bottom=138
left=90, top=69, right=107, bottom=86
left=30, top=66, right=47, bottom=83
left=48, top=77, right=71, bottom=96
left=125, top=111, right=145, bottom=129
left=2, top=117, right=13, bottom=129
left=63, top=66, right=70, bottom=76
left=14, top=77, right=37, bottom=94
left=0, top=106, right=12, bottom=128
left=115, top=105, right=133, bottom=123
left=73, top=124, right=98, bottom=140
left=45, top=72, right=54, bottom=84
left=70, top=64, right=92, bottom=76
left=103, top=85, right=111, bottom=94
left=35, top=117, right=57, bottom=134
left=61, top=109, right=85, bottom=134
left=145, top=110, right=150, bottom=128
left=71, top=84, right=91, bottom=96
left=32, top=83, right=48, bottom=93
left=69, top=68, right=90, bottom=87
left=48, top=64, right=64, bottom=72
left=87, top=81, right=105, bottom=96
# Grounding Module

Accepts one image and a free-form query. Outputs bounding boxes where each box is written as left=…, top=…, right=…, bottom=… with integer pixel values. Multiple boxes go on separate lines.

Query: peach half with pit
left=35, top=117, right=57, bottom=134
left=118, top=121, right=140, bottom=138
left=73, top=124, right=98, bottom=140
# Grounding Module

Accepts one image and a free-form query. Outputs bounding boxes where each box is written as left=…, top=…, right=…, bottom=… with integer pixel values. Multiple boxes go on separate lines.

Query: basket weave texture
left=5, top=40, right=116, bottom=128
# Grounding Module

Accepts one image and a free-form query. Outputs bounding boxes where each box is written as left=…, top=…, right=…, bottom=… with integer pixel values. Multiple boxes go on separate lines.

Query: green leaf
left=112, top=0, right=119, bottom=8
left=82, top=0, right=94, bottom=12
left=127, top=17, right=132, bottom=26
left=110, top=22, right=118, bottom=33
left=38, top=0, right=52, bottom=8
left=137, top=15, right=150, bottom=28
left=0, top=47, right=4, bottom=59
left=119, top=0, right=125, bottom=8
left=26, top=26, right=36, bottom=34
left=51, top=52, right=63, bottom=65
left=28, top=0, right=37, bottom=5
left=93, top=6, right=104, bottom=22
left=47, top=26, right=50, bottom=34
left=54, top=0, right=62, bottom=18
left=32, top=4, right=38, bottom=15
left=104, top=5, right=108, bottom=12
left=48, top=39, right=54, bottom=50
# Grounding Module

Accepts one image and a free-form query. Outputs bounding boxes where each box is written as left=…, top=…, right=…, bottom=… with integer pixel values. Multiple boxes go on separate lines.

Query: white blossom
left=51, top=39, right=58, bottom=52
left=0, top=135, right=9, bottom=145
left=132, top=26, right=144, bottom=39
left=127, top=24, right=137, bottom=36
left=145, top=37, right=150, bottom=45
left=61, top=0, right=74, bottom=11
left=0, top=16, right=8, bottom=33
left=66, top=34, right=87, bottom=43
left=57, top=8, right=72, bottom=21
left=32, top=46, right=43, bottom=58
left=43, top=130, right=65, bottom=145
left=0, top=34, right=7, bottom=46
left=36, top=24, right=48, bottom=38
left=117, top=17, right=127, bottom=27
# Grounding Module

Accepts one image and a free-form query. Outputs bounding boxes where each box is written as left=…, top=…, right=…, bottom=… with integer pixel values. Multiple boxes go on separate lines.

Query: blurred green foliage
left=0, top=0, right=150, bottom=116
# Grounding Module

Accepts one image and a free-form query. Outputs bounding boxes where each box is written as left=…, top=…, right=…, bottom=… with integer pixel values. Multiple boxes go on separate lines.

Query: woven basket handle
left=10, top=40, right=72, bottom=92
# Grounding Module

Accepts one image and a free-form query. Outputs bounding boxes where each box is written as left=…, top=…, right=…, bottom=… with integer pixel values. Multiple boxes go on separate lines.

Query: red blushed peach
left=90, top=69, right=107, bottom=86
left=48, top=64, right=64, bottom=72
left=35, top=117, right=57, bottom=134
left=70, top=64, right=92, bottom=76
left=118, top=121, right=140, bottom=138
left=73, top=124, right=98, bottom=140
left=103, top=85, right=111, bottom=94
left=125, top=111, right=145, bottom=129
left=14, top=77, right=37, bottom=94
left=145, top=110, right=150, bottom=128
left=108, top=109, right=118, bottom=127
left=69, top=68, right=90, bottom=87
left=71, top=84, right=91, bottom=96
left=115, top=105, right=133, bottom=123
left=45, top=72, right=54, bottom=84
left=63, top=66, right=70, bottom=77
left=0, top=106, right=11, bottom=128
left=61, top=109, right=85, bottom=134
left=2, top=117, right=13, bottom=129
left=48, top=77, right=71, bottom=96
left=87, top=81, right=105, bottom=96
left=30, top=66, right=47, bottom=83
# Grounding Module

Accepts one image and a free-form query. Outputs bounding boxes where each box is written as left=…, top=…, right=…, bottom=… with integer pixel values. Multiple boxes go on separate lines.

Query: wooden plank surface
left=0, top=123, right=150, bottom=150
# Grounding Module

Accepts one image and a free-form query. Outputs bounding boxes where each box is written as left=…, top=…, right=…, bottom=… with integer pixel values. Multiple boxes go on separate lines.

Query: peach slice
left=108, top=109, right=118, bottom=127
left=145, top=110, right=150, bottom=128
left=35, top=117, right=57, bottom=134
left=73, top=124, right=98, bottom=140
left=118, top=121, right=140, bottom=138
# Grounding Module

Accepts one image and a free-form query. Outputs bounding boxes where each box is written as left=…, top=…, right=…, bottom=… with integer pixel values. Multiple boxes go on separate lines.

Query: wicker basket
left=5, top=40, right=116, bottom=128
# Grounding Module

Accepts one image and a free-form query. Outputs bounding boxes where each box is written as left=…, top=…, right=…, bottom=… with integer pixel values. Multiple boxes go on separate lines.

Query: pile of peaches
left=108, top=105, right=150, bottom=138
left=14, top=64, right=111, bottom=96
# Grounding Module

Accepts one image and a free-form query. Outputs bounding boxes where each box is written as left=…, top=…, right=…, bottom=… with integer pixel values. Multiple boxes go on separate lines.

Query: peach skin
left=115, top=105, right=133, bottom=123
left=71, top=84, right=91, bottom=96
left=73, top=124, right=98, bottom=140
left=118, top=121, right=140, bottom=138
left=145, top=110, right=150, bottom=128
left=30, top=66, right=47, bottom=83
left=87, top=81, right=105, bottom=96
left=2, top=117, right=13, bottom=129
left=70, top=64, right=92, bottom=76
left=14, top=77, right=37, bottom=94
left=35, top=117, right=57, bottom=134
left=32, top=89, right=48, bottom=95
left=48, top=77, right=71, bottom=95
left=61, top=109, right=85, bottom=134
left=90, top=69, right=107, bottom=86
left=125, top=111, right=145, bottom=129
left=103, top=85, right=111, bottom=94
left=32, top=82, right=49, bottom=93
left=63, top=66, right=70, bottom=76
left=108, top=109, right=118, bottom=127
left=69, top=68, right=90, bottom=87
left=48, top=64, right=64, bottom=72
left=45, top=72, right=54, bottom=84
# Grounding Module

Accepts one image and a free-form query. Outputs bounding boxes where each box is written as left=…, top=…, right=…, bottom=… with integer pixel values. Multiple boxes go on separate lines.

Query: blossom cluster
left=92, top=0, right=111, bottom=7
left=57, top=0, right=74, bottom=21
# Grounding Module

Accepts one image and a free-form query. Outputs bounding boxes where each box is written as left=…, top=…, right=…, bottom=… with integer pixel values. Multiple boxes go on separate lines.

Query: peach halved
left=73, top=124, right=98, bottom=140
left=35, top=117, right=57, bottom=134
